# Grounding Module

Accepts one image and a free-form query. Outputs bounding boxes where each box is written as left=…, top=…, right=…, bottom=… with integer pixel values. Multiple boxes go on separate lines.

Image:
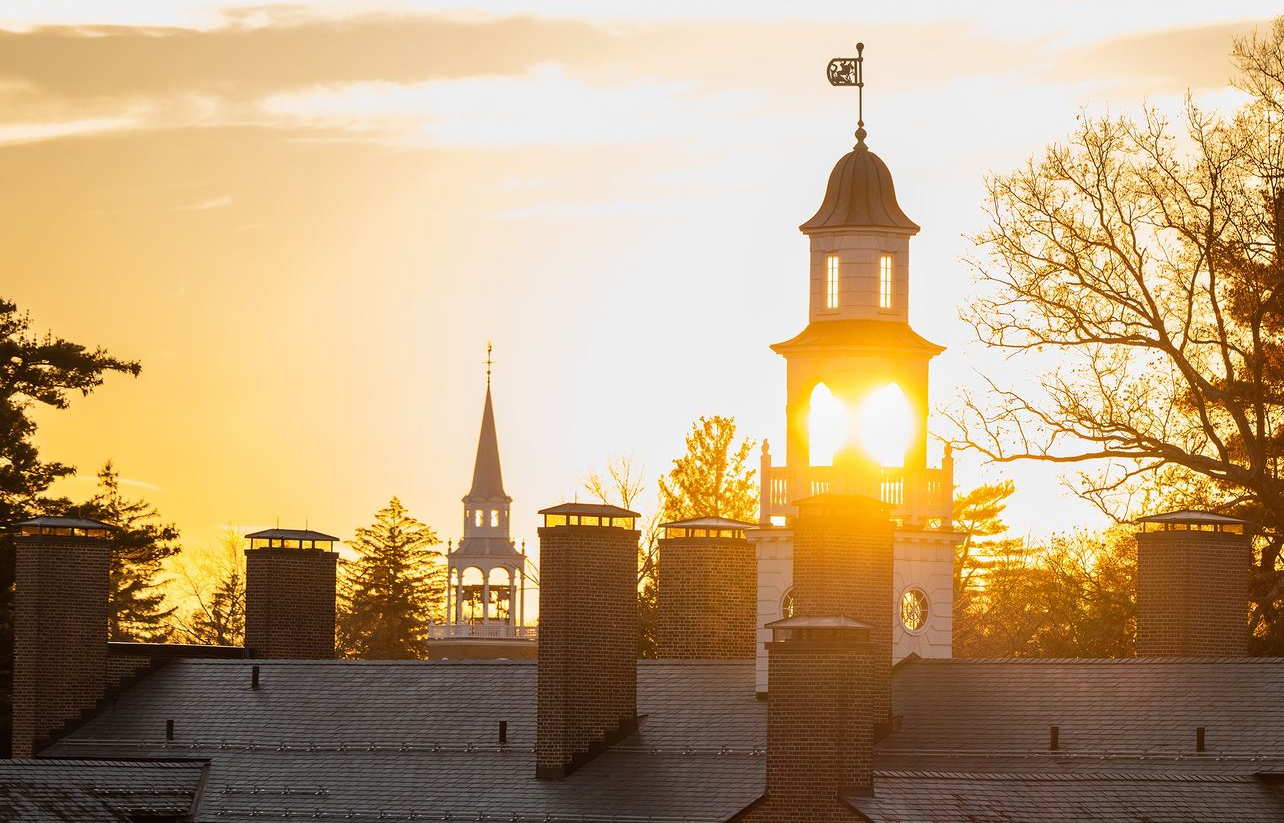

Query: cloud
left=176, top=194, right=234, bottom=210
left=260, top=63, right=764, bottom=148
left=0, top=115, right=137, bottom=145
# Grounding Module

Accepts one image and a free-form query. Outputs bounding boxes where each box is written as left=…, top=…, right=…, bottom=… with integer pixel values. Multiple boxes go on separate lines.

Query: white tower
left=428, top=348, right=535, bottom=659
left=753, top=46, right=962, bottom=692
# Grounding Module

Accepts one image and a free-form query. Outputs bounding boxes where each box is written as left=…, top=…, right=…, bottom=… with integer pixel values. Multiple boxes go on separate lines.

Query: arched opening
left=808, top=382, right=849, bottom=467
left=856, top=382, right=913, bottom=467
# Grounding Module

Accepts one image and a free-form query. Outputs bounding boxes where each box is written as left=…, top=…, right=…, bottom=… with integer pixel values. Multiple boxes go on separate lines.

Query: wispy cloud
left=261, top=63, right=763, bottom=148
left=0, top=115, right=136, bottom=146
left=176, top=194, right=233, bottom=210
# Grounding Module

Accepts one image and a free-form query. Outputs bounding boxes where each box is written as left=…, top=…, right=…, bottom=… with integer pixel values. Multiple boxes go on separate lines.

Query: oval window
left=900, top=588, right=929, bottom=633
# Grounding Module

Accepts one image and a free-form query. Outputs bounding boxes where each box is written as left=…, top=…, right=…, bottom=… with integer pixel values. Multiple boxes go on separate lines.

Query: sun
left=808, top=383, right=849, bottom=466
left=857, top=383, right=913, bottom=467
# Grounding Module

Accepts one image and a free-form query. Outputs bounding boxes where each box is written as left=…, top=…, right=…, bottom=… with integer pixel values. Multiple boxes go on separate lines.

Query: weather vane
left=484, top=341, right=494, bottom=388
left=827, top=42, right=866, bottom=145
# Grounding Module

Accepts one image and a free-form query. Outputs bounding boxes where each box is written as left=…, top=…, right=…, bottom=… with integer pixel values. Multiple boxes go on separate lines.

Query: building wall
left=657, top=537, right=756, bottom=659
left=808, top=231, right=912, bottom=323
left=1137, top=529, right=1250, bottom=657
left=244, top=548, right=337, bottom=660
left=754, top=526, right=954, bottom=694
left=12, top=535, right=110, bottom=757
left=742, top=634, right=874, bottom=823
left=536, top=524, right=638, bottom=779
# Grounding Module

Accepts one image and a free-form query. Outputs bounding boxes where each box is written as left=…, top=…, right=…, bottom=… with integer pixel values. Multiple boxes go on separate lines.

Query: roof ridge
left=910, top=656, right=1284, bottom=665
left=871, top=770, right=1258, bottom=783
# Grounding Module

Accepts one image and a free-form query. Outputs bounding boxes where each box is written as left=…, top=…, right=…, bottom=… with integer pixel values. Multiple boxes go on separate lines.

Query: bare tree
left=947, top=20, right=1284, bottom=652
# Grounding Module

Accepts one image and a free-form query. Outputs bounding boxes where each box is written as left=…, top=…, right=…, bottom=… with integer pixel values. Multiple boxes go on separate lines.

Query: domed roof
left=800, top=134, right=919, bottom=234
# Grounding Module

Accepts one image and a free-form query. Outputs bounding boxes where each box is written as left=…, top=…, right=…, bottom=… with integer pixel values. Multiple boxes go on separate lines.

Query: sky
left=4, top=1, right=1281, bottom=563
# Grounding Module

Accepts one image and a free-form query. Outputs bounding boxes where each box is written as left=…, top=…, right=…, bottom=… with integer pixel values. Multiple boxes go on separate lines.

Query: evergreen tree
left=85, top=462, right=180, bottom=642
left=0, top=297, right=137, bottom=756
left=0, top=297, right=140, bottom=527
left=337, top=496, right=446, bottom=659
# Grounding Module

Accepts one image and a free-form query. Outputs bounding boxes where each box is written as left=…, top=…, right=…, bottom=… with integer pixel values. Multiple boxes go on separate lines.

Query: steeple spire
left=467, top=360, right=508, bottom=502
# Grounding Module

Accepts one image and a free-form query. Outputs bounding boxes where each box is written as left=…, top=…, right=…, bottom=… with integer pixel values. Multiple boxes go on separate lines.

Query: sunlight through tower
left=752, top=44, right=964, bottom=695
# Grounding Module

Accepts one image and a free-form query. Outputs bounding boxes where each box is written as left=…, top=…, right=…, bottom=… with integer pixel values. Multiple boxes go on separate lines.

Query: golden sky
left=5, top=1, right=1279, bottom=554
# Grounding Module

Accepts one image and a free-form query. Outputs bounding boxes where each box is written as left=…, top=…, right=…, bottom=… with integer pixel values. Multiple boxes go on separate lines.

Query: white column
left=508, top=567, right=517, bottom=627
left=482, top=577, right=490, bottom=624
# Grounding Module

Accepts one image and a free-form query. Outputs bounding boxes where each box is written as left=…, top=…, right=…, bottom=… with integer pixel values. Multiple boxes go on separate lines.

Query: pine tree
left=337, top=496, right=446, bottom=659
left=85, top=461, right=180, bottom=642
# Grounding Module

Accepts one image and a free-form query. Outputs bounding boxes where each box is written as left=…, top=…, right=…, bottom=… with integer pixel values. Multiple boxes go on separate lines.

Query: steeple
left=466, top=385, right=510, bottom=503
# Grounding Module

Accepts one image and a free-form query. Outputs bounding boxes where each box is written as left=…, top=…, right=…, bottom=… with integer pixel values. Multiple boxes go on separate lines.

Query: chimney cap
left=245, top=528, right=340, bottom=542
left=659, top=516, right=756, bottom=529
left=766, top=615, right=874, bottom=630
left=12, top=516, right=113, bottom=538
left=538, top=503, right=640, bottom=518
left=1136, top=510, right=1249, bottom=532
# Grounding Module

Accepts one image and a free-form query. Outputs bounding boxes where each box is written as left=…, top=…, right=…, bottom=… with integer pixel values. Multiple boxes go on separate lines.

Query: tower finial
left=827, top=41, right=867, bottom=147
left=484, top=342, right=494, bottom=389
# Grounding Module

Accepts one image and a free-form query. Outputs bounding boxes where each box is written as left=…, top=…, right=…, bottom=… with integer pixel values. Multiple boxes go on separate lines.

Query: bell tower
left=754, top=44, right=960, bottom=693
left=426, top=345, right=535, bottom=659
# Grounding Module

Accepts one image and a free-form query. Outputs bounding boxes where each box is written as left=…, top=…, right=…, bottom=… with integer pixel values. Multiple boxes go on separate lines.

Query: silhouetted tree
left=583, top=456, right=658, bottom=657
left=0, top=297, right=138, bottom=755
left=337, top=496, right=445, bottom=659
left=947, top=20, right=1284, bottom=652
left=955, top=528, right=1137, bottom=659
left=658, top=415, right=758, bottom=523
left=84, top=462, right=179, bottom=642
left=171, top=528, right=245, bottom=646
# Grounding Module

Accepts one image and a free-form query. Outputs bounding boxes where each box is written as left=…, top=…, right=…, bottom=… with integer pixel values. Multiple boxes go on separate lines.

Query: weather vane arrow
left=827, top=42, right=867, bottom=145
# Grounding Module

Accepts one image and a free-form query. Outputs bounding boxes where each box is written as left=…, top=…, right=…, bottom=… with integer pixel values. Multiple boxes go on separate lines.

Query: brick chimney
left=739, top=616, right=875, bottom=823
left=244, top=528, right=339, bottom=659
left=790, top=494, right=894, bottom=726
left=10, top=517, right=112, bottom=757
left=656, top=517, right=757, bottom=659
left=1135, top=510, right=1250, bottom=657
left=535, top=503, right=639, bottom=779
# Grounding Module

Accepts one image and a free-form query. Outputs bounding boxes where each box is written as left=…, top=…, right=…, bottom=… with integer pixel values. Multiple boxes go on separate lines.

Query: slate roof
left=0, top=759, right=208, bottom=822
left=42, top=659, right=765, bottom=822
left=35, top=656, right=1284, bottom=822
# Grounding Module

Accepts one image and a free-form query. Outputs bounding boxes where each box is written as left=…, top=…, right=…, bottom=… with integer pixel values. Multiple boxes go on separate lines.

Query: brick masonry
left=791, top=495, right=894, bottom=725
left=244, top=547, right=338, bottom=659
left=740, top=628, right=874, bottom=823
left=11, top=533, right=111, bottom=758
left=535, top=523, right=638, bottom=779
left=1137, top=529, right=1250, bottom=657
left=657, top=536, right=757, bottom=660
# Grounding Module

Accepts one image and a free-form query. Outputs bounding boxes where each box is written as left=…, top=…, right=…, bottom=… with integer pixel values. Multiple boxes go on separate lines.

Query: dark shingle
left=0, top=759, right=207, bottom=822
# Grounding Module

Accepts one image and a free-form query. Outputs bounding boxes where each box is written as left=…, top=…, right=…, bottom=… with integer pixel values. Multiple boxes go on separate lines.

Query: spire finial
left=484, top=342, right=494, bottom=389
left=827, top=41, right=867, bottom=147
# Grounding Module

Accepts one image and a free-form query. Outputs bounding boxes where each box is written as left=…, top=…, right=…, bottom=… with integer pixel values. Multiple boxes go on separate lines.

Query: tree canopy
left=0, top=297, right=139, bottom=526
left=337, top=496, right=446, bottom=659
left=658, top=415, right=758, bottom=523
left=948, top=21, right=1284, bottom=652
left=84, top=461, right=180, bottom=642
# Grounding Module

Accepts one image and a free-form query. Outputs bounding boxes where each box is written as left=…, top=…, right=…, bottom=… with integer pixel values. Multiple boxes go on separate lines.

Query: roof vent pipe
left=499, top=720, right=508, bottom=744
left=1049, top=726, right=1059, bottom=751
left=166, top=719, right=175, bottom=742
left=1196, top=726, right=1206, bottom=753
left=252, top=664, right=261, bottom=690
